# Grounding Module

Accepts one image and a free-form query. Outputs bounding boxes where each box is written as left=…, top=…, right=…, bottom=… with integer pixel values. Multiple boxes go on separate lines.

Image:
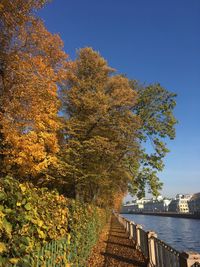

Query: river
left=121, top=214, right=200, bottom=253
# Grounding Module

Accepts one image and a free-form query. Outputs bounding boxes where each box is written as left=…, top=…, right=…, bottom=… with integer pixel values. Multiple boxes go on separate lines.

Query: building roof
left=190, top=192, right=200, bottom=201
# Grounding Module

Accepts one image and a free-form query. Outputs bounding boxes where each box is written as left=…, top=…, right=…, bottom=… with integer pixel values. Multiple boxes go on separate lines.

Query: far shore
left=120, top=211, right=200, bottom=220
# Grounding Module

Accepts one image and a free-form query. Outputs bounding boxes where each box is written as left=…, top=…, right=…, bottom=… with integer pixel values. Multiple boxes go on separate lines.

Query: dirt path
left=88, top=216, right=147, bottom=267
left=87, top=223, right=110, bottom=267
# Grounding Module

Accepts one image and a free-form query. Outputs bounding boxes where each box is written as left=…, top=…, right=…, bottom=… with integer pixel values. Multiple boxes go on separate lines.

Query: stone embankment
left=121, top=211, right=200, bottom=219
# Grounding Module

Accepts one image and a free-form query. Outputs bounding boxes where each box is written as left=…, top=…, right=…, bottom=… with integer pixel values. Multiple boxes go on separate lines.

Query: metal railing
left=13, top=238, right=71, bottom=267
left=139, top=227, right=149, bottom=259
left=153, top=236, right=180, bottom=267
left=114, top=212, right=200, bottom=267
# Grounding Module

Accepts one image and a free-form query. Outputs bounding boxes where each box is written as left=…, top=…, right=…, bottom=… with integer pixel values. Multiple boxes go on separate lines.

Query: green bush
left=68, top=201, right=109, bottom=266
left=0, top=176, right=69, bottom=266
left=0, top=176, right=109, bottom=266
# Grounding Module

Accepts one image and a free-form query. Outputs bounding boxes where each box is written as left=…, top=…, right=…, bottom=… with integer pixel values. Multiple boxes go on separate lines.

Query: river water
left=121, top=214, right=200, bottom=253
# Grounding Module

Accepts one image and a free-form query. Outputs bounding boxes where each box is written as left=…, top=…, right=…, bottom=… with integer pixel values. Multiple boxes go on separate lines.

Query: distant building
left=168, top=194, right=192, bottom=213
left=121, top=198, right=150, bottom=213
left=144, top=198, right=171, bottom=212
left=188, top=193, right=200, bottom=213
left=154, top=195, right=163, bottom=201
left=121, top=196, right=172, bottom=213
left=175, top=194, right=183, bottom=199
left=121, top=194, right=196, bottom=214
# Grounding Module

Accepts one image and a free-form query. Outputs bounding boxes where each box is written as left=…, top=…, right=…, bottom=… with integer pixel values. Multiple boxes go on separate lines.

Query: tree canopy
left=0, top=0, right=67, bottom=177
left=0, top=1, right=177, bottom=207
left=60, top=48, right=141, bottom=204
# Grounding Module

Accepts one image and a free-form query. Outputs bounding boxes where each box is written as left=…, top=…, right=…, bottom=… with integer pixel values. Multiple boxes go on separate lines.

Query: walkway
left=103, top=215, right=147, bottom=267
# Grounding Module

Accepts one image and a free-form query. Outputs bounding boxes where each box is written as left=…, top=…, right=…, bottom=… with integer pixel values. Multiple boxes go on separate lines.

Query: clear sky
left=38, top=0, right=200, bottom=198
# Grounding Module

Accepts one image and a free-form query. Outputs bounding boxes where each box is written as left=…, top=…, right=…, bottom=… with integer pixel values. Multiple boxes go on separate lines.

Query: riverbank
left=116, top=213, right=200, bottom=266
left=122, top=213, right=200, bottom=253
left=121, top=211, right=200, bottom=219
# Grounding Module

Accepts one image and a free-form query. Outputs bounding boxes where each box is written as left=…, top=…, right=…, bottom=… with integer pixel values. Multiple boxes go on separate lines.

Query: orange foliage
left=0, top=1, right=68, bottom=177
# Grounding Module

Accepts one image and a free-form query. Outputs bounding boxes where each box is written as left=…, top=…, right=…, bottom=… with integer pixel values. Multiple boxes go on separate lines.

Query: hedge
left=0, top=176, right=109, bottom=266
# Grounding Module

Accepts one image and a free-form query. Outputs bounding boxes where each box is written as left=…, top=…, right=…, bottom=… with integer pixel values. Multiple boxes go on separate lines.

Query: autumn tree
left=60, top=47, right=140, bottom=204
left=59, top=48, right=177, bottom=205
left=0, top=0, right=68, bottom=178
left=0, top=1, right=177, bottom=205
left=130, top=81, right=177, bottom=198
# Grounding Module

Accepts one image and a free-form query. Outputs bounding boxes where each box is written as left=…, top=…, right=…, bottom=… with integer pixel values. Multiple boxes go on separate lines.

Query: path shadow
left=104, top=240, right=135, bottom=249
left=102, top=252, right=146, bottom=266
left=103, top=216, right=147, bottom=267
left=109, top=234, right=128, bottom=239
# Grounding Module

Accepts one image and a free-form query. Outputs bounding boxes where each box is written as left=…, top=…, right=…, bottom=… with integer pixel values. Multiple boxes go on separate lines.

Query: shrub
left=0, top=176, right=69, bottom=265
left=68, top=201, right=109, bottom=266
left=0, top=176, right=110, bottom=266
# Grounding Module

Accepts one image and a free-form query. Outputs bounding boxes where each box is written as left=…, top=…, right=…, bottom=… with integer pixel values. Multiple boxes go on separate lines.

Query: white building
left=168, top=194, right=192, bottom=213
left=143, top=198, right=171, bottom=212
left=122, top=198, right=150, bottom=213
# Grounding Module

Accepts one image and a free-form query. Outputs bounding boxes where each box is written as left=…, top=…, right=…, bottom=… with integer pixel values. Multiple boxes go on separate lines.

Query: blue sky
left=38, top=0, right=200, bottom=197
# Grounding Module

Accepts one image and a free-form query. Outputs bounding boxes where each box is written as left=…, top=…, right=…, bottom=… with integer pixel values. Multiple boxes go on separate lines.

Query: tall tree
left=0, top=0, right=68, bottom=177
left=61, top=48, right=140, bottom=204
left=61, top=49, right=177, bottom=204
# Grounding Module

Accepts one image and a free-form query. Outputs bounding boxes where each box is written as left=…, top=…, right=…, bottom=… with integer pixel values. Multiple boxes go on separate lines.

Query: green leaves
left=68, top=201, right=108, bottom=266
left=0, top=176, right=69, bottom=263
left=135, top=83, right=177, bottom=140
left=2, top=218, right=12, bottom=238
left=130, top=82, right=177, bottom=197
left=24, top=203, right=32, bottom=211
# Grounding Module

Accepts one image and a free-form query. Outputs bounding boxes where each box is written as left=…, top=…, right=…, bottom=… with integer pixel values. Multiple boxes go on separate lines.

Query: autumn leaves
left=0, top=1, right=176, bottom=207
left=61, top=48, right=141, bottom=204
left=0, top=1, right=66, bottom=177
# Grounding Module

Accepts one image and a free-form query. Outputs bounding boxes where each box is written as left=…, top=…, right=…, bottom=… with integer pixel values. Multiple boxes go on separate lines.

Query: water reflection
left=122, top=214, right=200, bottom=252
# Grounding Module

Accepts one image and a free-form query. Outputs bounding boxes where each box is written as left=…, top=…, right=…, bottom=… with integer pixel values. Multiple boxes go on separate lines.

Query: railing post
left=125, top=220, right=127, bottom=231
left=147, top=231, right=157, bottom=267
left=180, top=251, right=200, bottom=267
left=129, top=221, right=134, bottom=239
left=126, top=220, right=130, bottom=233
left=136, top=224, right=142, bottom=250
left=122, top=217, right=125, bottom=227
left=118, top=215, right=122, bottom=224
left=122, top=217, right=125, bottom=228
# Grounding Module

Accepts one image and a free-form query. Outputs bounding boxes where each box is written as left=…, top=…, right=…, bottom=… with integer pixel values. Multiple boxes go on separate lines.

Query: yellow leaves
left=37, top=229, right=46, bottom=239
left=0, top=219, right=12, bottom=238
left=37, top=219, right=44, bottom=227
left=9, top=258, right=20, bottom=264
left=0, top=0, right=68, bottom=179
left=19, top=184, right=27, bottom=193
left=108, top=75, right=137, bottom=108
left=1, top=125, right=60, bottom=175
left=40, top=132, right=59, bottom=152
left=16, top=202, right=22, bottom=207
left=0, top=3, right=4, bottom=12
left=67, top=234, right=71, bottom=245
left=0, top=242, right=7, bottom=253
